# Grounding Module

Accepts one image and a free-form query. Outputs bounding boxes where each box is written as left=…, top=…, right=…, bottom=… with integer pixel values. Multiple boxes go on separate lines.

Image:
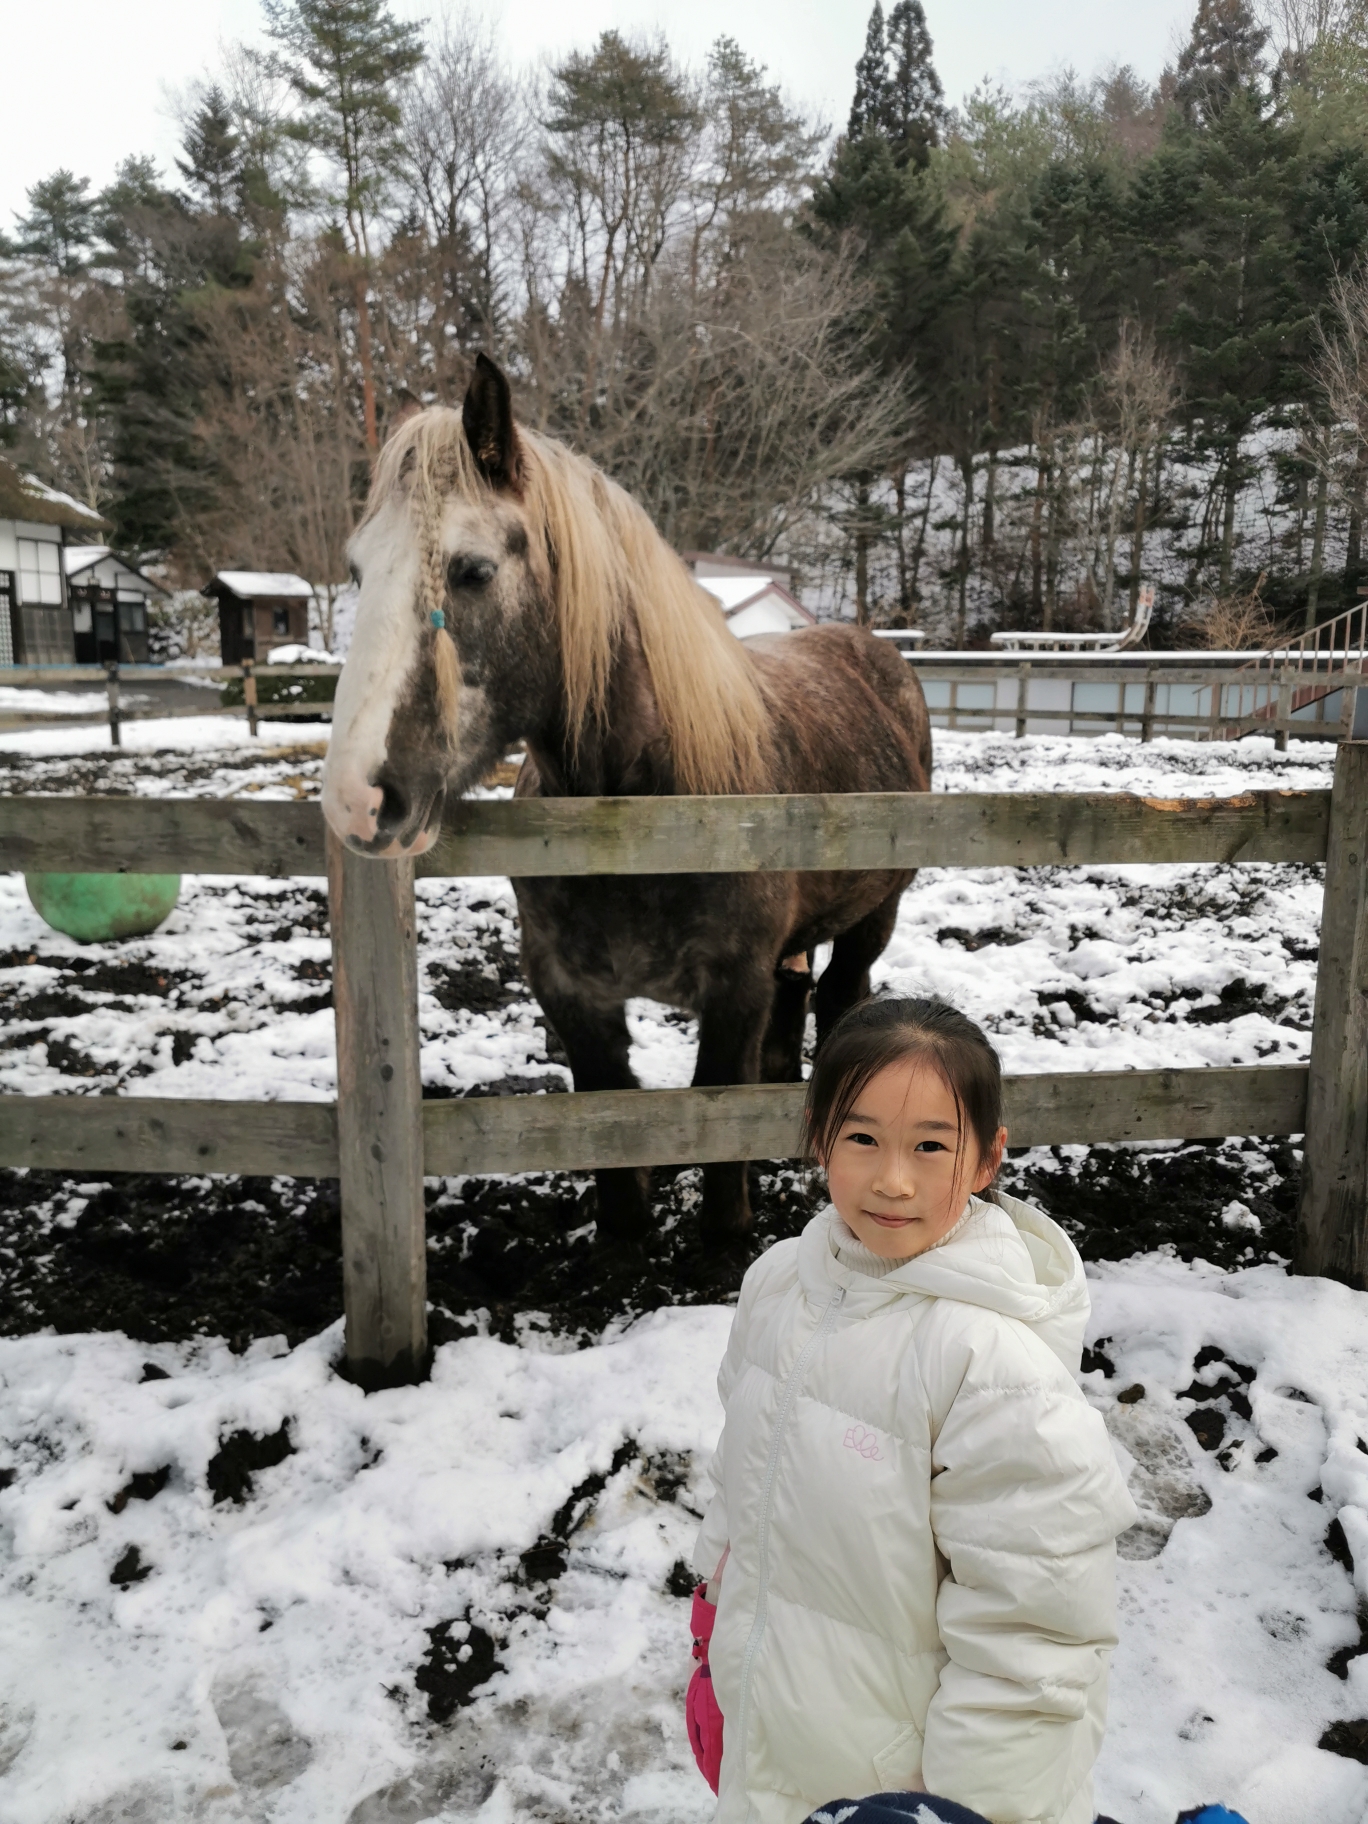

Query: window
left=17, top=538, right=61, bottom=605
left=72, top=600, right=93, bottom=633
left=118, top=596, right=146, bottom=633
left=272, top=606, right=289, bottom=634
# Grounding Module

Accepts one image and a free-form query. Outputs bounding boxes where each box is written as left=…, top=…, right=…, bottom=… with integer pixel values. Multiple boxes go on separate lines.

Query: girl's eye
left=914, top=1140, right=947, bottom=1153
left=847, top=1132, right=877, bottom=1147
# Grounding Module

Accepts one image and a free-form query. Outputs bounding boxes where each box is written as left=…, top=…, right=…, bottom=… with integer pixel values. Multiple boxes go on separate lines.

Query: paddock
left=3, top=745, right=1366, bottom=1385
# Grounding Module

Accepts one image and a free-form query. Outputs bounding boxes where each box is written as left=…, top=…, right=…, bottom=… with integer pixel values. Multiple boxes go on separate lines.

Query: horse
left=321, top=354, right=932, bottom=1245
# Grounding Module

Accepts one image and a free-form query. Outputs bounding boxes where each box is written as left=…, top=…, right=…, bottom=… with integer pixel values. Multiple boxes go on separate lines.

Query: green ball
left=24, top=872, right=182, bottom=943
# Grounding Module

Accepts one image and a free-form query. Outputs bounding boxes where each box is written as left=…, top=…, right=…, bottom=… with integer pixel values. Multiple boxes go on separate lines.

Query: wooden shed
left=204, top=571, right=315, bottom=665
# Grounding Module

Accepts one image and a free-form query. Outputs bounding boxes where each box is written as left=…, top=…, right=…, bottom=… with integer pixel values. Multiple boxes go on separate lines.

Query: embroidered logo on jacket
left=842, top=1423, right=883, bottom=1461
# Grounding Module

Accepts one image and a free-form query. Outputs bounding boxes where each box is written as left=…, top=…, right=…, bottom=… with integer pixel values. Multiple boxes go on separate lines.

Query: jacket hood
left=798, top=1192, right=1090, bottom=1372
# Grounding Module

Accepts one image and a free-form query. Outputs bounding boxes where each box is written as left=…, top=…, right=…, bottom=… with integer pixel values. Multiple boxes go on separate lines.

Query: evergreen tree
left=177, top=86, right=244, bottom=215
left=1174, top=0, right=1269, bottom=127
left=263, top=0, right=425, bottom=450
left=12, top=170, right=97, bottom=280
left=882, top=0, right=946, bottom=168
left=849, top=4, right=889, bottom=141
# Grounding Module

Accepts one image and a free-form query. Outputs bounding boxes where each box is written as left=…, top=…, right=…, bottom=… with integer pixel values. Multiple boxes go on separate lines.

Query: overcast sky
left=2, top=0, right=1198, bottom=227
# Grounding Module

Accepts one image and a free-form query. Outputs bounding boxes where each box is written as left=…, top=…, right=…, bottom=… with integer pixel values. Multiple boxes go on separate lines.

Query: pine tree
left=13, top=170, right=97, bottom=278
left=849, top=3, right=889, bottom=141
left=1174, top=0, right=1269, bottom=128
left=882, top=0, right=946, bottom=168
left=177, top=86, right=243, bottom=215
left=263, top=0, right=425, bottom=451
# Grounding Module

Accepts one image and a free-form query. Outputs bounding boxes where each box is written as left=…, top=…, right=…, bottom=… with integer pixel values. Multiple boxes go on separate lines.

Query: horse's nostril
left=377, top=780, right=410, bottom=836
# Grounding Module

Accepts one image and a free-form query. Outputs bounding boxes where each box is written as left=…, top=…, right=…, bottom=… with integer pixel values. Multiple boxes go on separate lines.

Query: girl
left=689, top=996, right=1136, bottom=1824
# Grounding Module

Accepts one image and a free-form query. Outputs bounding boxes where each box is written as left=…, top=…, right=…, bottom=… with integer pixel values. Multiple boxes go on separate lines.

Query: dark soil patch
left=0, top=1133, right=1299, bottom=1349
left=207, top=1422, right=294, bottom=1504
left=110, top=1544, right=152, bottom=1587
left=108, top=1466, right=170, bottom=1513
left=415, top=1618, right=502, bottom=1722
left=1320, top=1718, right=1368, bottom=1763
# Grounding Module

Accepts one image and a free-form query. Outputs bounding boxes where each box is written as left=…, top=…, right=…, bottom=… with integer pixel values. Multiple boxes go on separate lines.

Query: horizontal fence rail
left=2, top=756, right=1365, bottom=1384
left=0, top=787, right=1333, bottom=878
left=0, top=1066, right=1312, bottom=1179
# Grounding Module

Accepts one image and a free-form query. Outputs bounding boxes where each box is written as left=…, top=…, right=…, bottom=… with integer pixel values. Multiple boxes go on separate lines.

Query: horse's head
left=321, top=356, right=556, bottom=857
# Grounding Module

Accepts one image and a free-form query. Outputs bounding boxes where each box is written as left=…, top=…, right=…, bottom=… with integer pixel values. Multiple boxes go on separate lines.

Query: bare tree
left=1310, top=261, right=1368, bottom=615
left=1095, top=322, right=1178, bottom=626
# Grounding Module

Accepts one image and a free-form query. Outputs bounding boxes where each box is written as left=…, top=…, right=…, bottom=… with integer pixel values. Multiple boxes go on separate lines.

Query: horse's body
left=322, top=357, right=931, bottom=1242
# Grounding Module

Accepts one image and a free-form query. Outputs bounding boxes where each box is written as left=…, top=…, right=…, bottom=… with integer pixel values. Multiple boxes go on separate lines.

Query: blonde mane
left=365, top=406, right=769, bottom=794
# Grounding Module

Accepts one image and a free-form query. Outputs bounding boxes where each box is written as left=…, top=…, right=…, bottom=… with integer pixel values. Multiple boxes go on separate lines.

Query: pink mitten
left=686, top=1584, right=724, bottom=1793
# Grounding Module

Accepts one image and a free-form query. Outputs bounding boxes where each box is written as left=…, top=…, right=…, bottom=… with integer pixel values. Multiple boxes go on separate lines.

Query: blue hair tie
left=430, top=608, right=445, bottom=630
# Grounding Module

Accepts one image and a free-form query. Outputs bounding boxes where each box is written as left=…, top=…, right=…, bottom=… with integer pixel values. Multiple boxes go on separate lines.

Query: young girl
left=689, top=995, right=1137, bottom=1824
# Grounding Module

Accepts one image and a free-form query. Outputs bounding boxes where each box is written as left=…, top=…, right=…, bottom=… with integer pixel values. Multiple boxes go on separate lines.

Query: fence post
left=1275, top=674, right=1291, bottom=753
left=1015, top=661, right=1030, bottom=739
left=105, top=661, right=121, bottom=748
left=1141, top=673, right=1156, bottom=744
left=242, top=658, right=258, bottom=738
left=1296, top=740, right=1368, bottom=1285
left=326, top=829, right=428, bottom=1386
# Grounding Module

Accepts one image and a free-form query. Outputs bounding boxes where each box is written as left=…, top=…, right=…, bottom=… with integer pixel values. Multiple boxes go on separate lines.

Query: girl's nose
left=871, top=1151, right=916, bottom=1199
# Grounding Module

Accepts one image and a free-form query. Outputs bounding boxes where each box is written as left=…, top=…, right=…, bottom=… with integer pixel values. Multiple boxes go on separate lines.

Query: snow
left=210, top=573, right=316, bottom=600
left=0, top=687, right=108, bottom=716
left=266, top=645, right=340, bottom=666
left=2, top=1265, right=1368, bottom=1823
left=0, top=715, right=324, bottom=759
left=62, top=545, right=113, bottom=573
left=1, top=727, right=1365, bottom=1823
left=16, top=472, right=106, bottom=526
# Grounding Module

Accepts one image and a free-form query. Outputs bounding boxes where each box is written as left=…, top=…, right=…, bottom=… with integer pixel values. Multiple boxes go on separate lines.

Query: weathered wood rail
left=1, top=757, right=1364, bottom=1386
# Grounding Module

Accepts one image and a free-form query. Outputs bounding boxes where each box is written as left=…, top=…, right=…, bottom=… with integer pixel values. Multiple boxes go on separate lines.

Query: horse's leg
left=813, top=883, right=908, bottom=1048
left=693, top=970, right=776, bottom=1244
left=760, top=954, right=812, bottom=1083
left=538, top=989, right=651, bottom=1246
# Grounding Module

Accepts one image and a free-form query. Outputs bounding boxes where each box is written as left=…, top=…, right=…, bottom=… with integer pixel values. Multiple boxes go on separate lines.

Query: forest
left=4, top=0, right=1368, bottom=649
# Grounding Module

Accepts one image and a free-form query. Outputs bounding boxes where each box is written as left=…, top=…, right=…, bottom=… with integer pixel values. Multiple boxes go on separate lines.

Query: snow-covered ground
left=2, top=726, right=1367, bottom=1824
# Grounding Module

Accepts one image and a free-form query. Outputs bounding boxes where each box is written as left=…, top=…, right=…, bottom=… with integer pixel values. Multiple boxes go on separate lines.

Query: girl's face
left=822, top=1056, right=1006, bottom=1260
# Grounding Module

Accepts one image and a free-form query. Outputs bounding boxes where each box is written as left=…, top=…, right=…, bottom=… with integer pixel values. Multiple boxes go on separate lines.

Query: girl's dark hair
left=802, top=995, right=1003, bottom=1189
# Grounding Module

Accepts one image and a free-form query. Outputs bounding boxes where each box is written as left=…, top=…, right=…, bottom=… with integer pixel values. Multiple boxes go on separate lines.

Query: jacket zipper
left=734, top=1284, right=846, bottom=1805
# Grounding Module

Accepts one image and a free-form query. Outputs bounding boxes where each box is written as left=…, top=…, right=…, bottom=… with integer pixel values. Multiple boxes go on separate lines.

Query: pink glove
left=686, top=1584, right=724, bottom=1794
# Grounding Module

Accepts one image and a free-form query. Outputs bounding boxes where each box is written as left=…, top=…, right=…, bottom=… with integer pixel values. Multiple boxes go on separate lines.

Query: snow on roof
left=209, top=571, right=316, bottom=599
left=0, top=459, right=111, bottom=530
left=697, top=574, right=815, bottom=625
left=63, top=545, right=113, bottom=569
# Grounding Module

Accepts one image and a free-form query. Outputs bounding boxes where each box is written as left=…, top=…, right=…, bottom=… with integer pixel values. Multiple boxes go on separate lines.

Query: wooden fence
left=911, top=655, right=1366, bottom=743
left=3, top=750, right=1367, bottom=1387
left=0, top=660, right=340, bottom=742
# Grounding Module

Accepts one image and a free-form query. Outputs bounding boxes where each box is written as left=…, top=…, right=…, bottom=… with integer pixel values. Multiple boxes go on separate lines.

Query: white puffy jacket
left=692, top=1193, right=1136, bottom=1824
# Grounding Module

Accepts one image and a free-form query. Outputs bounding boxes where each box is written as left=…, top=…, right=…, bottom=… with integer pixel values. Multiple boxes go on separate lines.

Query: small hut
left=204, top=572, right=315, bottom=665
left=683, top=553, right=814, bottom=641
left=65, top=546, right=166, bottom=664
left=0, top=459, right=110, bottom=666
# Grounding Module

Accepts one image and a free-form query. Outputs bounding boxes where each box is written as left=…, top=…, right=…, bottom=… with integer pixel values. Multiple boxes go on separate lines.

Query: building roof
left=683, top=550, right=793, bottom=588
left=204, top=570, right=316, bottom=601
left=64, top=545, right=167, bottom=594
left=696, top=573, right=815, bottom=627
left=0, top=459, right=111, bottom=531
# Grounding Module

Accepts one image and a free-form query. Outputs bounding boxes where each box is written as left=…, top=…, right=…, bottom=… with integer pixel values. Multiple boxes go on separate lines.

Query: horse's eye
left=448, top=556, right=497, bottom=590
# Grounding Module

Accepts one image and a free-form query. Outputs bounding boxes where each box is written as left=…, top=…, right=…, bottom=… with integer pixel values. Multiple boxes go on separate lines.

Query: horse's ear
left=462, top=353, right=521, bottom=491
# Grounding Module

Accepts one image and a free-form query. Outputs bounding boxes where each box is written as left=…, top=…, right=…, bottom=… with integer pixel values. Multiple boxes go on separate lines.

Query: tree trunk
left=1346, top=461, right=1364, bottom=608
left=956, top=453, right=974, bottom=647
left=356, top=272, right=379, bottom=457
left=1129, top=445, right=1150, bottom=620
left=1030, top=453, right=1047, bottom=621
left=1307, top=464, right=1329, bottom=631
left=1218, top=445, right=1239, bottom=595
left=894, top=467, right=910, bottom=619
left=855, top=481, right=870, bottom=628
left=909, top=457, right=937, bottom=619
left=982, top=445, right=997, bottom=552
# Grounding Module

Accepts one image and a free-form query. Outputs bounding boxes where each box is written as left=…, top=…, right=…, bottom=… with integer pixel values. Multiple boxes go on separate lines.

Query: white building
left=0, top=460, right=110, bottom=666
left=64, top=546, right=165, bottom=664
left=685, top=552, right=815, bottom=641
